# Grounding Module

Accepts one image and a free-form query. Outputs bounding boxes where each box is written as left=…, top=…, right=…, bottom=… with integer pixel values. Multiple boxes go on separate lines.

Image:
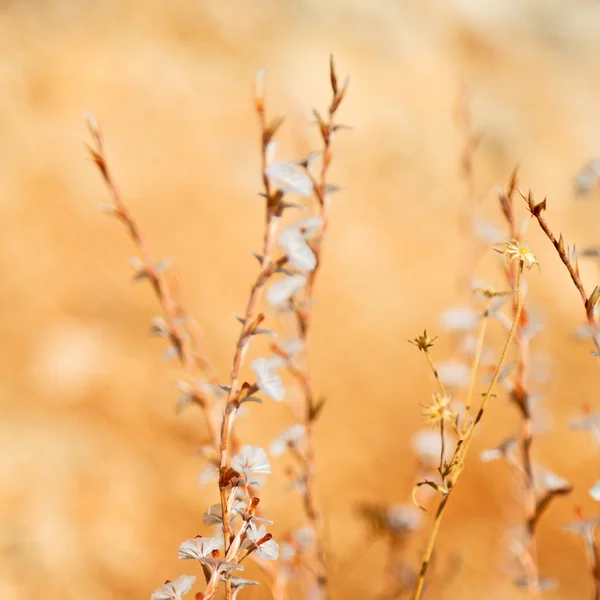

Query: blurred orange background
left=3, top=1, right=600, bottom=598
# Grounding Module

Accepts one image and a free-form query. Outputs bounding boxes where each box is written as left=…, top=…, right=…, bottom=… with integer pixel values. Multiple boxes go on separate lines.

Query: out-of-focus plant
left=87, top=57, right=348, bottom=600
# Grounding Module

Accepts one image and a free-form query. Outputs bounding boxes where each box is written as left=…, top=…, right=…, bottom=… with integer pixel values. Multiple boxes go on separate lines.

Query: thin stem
left=216, top=82, right=283, bottom=600
left=86, top=119, right=220, bottom=447
left=527, top=197, right=600, bottom=355
left=411, top=494, right=450, bottom=600
left=464, top=298, right=492, bottom=416
left=286, top=56, right=348, bottom=600
left=467, top=262, right=523, bottom=442
left=412, top=262, right=525, bottom=600
left=424, top=350, right=448, bottom=398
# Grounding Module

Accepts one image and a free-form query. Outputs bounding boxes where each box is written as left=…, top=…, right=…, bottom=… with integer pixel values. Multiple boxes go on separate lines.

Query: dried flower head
left=494, top=240, right=538, bottom=270
left=150, top=575, right=196, bottom=600
left=421, top=393, right=454, bottom=425
left=409, top=330, right=438, bottom=352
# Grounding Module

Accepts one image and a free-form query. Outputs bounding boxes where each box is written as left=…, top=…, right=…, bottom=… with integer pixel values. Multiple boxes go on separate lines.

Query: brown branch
left=523, top=190, right=600, bottom=354
left=286, top=55, right=349, bottom=600
left=86, top=115, right=220, bottom=448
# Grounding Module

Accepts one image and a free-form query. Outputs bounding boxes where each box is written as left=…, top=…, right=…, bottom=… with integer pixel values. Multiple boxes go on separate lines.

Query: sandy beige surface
left=2, top=1, right=600, bottom=598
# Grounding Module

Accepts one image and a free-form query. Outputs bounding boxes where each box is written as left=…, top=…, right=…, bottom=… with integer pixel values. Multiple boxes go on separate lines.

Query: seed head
left=494, top=240, right=538, bottom=270
left=421, top=393, right=453, bottom=425
left=409, top=329, right=438, bottom=352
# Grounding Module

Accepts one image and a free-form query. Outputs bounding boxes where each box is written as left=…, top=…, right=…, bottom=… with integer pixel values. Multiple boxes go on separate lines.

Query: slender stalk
left=412, top=262, right=525, bottom=600
left=86, top=117, right=220, bottom=447
left=464, top=298, right=492, bottom=416
left=411, top=494, right=450, bottom=600
left=218, top=83, right=282, bottom=600
left=286, top=56, right=348, bottom=599
left=526, top=195, right=600, bottom=355
left=424, top=351, right=448, bottom=398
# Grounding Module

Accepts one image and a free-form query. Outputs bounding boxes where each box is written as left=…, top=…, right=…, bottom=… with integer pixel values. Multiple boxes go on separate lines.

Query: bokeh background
left=3, top=0, right=600, bottom=598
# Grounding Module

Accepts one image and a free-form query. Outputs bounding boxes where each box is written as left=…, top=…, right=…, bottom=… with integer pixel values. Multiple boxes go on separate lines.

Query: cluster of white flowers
left=151, top=443, right=280, bottom=599
left=267, top=215, right=324, bottom=308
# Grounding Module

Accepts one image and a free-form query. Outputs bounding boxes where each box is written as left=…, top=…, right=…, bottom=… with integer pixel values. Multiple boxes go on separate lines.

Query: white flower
left=199, top=557, right=243, bottom=574
left=480, top=436, right=517, bottom=463
left=570, top=412, right=600, bottom=430
left=474, top=219, right=506, bottom=245
left=279, top=228, right=316, bottom=271
left=563, top=517, right=600, bottom=539
left=293, top=526, right=314, bottom=549
left=590, top=480, right=600, bottom=501
left=251, top=357, right=285, bottom=402
left=202, top=502, right=245, bottom=526
left=230, top=577, right=260, bottom=590
left=267, top=340, right=303, bottom=369
left=150, top=575, right=196, bottom=600
left=198, top=463, right=219, bottom=485
left=480, top=448, right=503, bottom=462
left=440, top=307, right=480, bottom=331
left=541, top=470, right=571, bottom=492
left=247, top=522, right=279, bottom=560
left=411, top=429, right=455, bottom=467
left=178, top=536, right=222, bottom=560
left=288, top=216, right=323, bottom=237
left=265, top=161, right=313, bottom=196
left=232, top=446, right=271, bottom=480
left=575, top=159, right=600, bottom=196
left=267, top=275, right=306, bottom=307
left=270, top=424, right=307, bottom=456
left=436, top=361, right=470, bottom=388
left=386, top=504, right=423, bottom=534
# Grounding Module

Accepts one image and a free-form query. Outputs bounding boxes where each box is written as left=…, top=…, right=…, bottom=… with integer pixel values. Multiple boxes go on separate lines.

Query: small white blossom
left=199, top=557, right=243, bottom=574
left=150, top=575, right=196, bottom=600
left=563, top=517, right=600, bottom=539
left=232, top=446, right=271, bottom=480
left=198, top=463, right=219, bottom=485
left=386, top=504, right=423, bottom=534
left=267, top=275, right=307, bottom=306
left=590, top=480, right=600, bottom=501
left=293, top=526, right=314, bottom=549
left=270, top=424, right=307, bottom=456
left=247, top=522, right=279, bottom=560
left=230, top=577, right=260, bottom=591
left=480, top=448, right=503, bottom=462
left=437, top=361, right=471, bottom=388
left=474, top=219, right=506, bottom=245
left=440, top=307, right=480, bottom=331
left=570, top=411, right=600, bottom=430
left=411, top=429, right=455, bottom=467
left=178, top=536, right=222, bottom=560
left=288, top=216, right=323, bottom=237
left=541, top=470, right=571, bottom=492
left=267, top=340, right=303, bottom=369
left=266, top=161, right=313, bottom=196
left=251, top=357, right=285, bottom=402
left=279, top=228, right=317, bottom=271
left=202, top=502, right=245, bottom=526
left=575, top=159, right=600, bottom=196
